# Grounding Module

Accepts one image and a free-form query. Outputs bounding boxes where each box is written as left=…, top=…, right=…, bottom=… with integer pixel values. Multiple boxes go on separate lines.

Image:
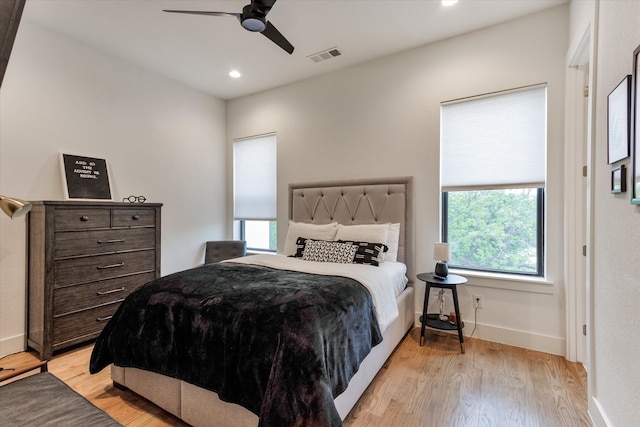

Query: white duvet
left=224, top=254, right=407, bottom=333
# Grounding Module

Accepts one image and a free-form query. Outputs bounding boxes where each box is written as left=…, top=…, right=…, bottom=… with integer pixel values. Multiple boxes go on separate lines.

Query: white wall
left=589, top=1, right=640, bottom=425
left=0, top=21, right=227, bottom=357
left=227, top=6, right=569, bottom=355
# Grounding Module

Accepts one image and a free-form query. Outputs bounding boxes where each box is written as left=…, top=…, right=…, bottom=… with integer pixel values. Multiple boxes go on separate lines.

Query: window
left=240, top=220, right=277, bottom=252
left=440, top=85, right=546, bottom=276
left=233, top=134, right=277, bottom=252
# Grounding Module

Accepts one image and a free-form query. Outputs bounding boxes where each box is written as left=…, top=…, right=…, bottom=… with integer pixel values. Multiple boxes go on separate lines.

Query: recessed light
left=229, top=70, right=241, bottom=78
left=442, top=0, right=458, bottom=6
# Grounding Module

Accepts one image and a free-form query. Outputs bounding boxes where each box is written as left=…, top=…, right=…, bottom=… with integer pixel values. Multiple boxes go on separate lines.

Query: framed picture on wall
left=59, top=153, right=113, bottom=201
left=607, top=75, right=631, bottom=164
left=611, top=165, right=626, bottom=194
left=632, top=45, right=640, bottom=204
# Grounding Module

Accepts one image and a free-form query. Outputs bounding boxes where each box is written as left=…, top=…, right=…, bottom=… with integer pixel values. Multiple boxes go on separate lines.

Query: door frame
left=564, top=28, right=591, bottom=364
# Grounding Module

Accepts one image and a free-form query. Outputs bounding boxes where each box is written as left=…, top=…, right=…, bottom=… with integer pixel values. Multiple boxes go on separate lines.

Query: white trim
left=584, top=1, right=599, bottom=411
left=568, top=26, right=591, bottom=68
left=0, top=333, right=25, bottom=358
left=415, top=313, right=564, bottom=355
left=589, top=396, right=612, bottom=427
left=450, top=268, right=555, bottom=294
left=564, top=61, right=589, bottom=363
left=564, top=62, right=578, bottom=361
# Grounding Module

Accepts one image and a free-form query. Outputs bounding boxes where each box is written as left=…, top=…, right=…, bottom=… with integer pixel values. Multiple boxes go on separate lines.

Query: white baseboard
left=415, top=312, right=565, bottom=356
left=0, top=333, right=26, bottom=358
left=589, top=396, right=612, bottom=427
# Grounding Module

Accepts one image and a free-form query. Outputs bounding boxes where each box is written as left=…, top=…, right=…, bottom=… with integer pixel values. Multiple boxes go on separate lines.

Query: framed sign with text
left=60, top=153, right=112, bottom=200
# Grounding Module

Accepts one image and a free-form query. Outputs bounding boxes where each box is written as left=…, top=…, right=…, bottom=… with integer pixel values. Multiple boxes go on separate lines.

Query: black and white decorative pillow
left=290, top=237, right=308, bottom=258
left=337, top=240, right=388, bottom=266
left=302, top=239, right=357, bottom=264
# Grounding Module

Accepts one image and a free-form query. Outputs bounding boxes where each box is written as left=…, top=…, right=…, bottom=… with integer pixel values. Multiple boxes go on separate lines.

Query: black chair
left=204, top=240, right=247, bottom=264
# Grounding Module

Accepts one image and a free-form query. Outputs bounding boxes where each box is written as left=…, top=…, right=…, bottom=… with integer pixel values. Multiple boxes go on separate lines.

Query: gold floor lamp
left=0, top=195, right=31, bottom=374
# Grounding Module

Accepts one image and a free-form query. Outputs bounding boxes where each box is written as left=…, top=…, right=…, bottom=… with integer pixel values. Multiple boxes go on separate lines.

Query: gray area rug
left=0, top=372, right=122, bottom=426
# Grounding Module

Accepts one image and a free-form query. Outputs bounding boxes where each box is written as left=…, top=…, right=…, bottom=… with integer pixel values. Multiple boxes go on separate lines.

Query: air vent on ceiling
left=307, top=47, right=342, bottom=63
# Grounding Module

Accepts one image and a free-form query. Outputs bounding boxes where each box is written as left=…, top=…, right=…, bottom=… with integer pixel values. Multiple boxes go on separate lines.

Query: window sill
left=246, top=249, right=277, bottom=256
left=449, top=268, right=555, bottom=294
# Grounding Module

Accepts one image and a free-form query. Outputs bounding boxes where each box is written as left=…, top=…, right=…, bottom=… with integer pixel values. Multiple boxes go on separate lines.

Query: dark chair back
left=204, top=240, right=247, bottom=264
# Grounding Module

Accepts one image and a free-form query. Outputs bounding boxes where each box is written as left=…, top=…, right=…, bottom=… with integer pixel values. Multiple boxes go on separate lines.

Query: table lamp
left=433, top=242, right=450, bottom=279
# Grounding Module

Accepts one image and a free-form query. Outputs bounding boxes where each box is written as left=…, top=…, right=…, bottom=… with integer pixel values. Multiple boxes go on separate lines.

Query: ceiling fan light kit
left=164, top=0, right=294, bottom=54
left=241, top=17, right=265, bottom=32
left=240, top=4, right=266, bottom=32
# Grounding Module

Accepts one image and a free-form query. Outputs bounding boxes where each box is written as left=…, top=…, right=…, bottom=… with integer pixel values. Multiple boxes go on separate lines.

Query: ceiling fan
left=164, top=0, right=294, bottom=54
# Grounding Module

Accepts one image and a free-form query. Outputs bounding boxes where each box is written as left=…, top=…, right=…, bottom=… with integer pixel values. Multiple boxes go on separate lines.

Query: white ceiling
left=21, top=0, right=567, bottom=100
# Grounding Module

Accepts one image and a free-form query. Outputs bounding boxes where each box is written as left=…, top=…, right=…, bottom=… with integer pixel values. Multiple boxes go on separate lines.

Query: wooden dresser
left=27, top=201, right=162, bottom=360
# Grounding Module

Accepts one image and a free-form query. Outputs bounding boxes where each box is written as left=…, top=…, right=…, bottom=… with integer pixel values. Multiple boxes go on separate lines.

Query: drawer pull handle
left=96, top=316, right=113, bottom=322
left=132, top=214, right=140, bottom=220
left=97, top=239, right=125, bottom=244
left=97, top=262, right=124, bottom=270
left=81, top=215, right=89, bottom=221
left=97, top=287, right=125, bottom=296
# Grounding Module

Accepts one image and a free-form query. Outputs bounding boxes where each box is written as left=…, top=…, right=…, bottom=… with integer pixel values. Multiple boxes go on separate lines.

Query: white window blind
left=233, top=134, right=277, bottom=220
left=440, top=85, right=546, bottom=191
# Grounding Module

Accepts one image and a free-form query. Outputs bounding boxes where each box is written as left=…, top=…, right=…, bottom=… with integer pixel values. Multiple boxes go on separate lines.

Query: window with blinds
left=440, top=85, right=546, bottom=276
left=233, top=133, right=277, bottom=252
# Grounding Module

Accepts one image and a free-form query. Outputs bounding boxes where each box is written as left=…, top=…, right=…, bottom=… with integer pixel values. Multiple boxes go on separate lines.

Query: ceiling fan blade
left=261, top=21, right=294, bottom=54
left=163, top=10, right=241, bottom=19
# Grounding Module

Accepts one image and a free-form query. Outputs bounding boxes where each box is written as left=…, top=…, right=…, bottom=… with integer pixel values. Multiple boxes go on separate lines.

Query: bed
left=90, top=177, right=415, bottom=426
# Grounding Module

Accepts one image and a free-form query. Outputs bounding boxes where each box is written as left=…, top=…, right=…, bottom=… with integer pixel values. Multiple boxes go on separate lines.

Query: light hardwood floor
left=45, top=328, right=592, bottom=427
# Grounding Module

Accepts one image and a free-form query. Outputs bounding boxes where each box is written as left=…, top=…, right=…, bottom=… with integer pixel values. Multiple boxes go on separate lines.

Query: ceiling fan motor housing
left=241, top=4, right=266, bottom=32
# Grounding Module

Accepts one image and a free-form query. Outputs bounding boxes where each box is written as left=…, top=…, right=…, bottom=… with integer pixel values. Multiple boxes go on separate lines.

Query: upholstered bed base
left=111, top=177, right=415, bottom=425
left=112, top=286, right=413, bottom=426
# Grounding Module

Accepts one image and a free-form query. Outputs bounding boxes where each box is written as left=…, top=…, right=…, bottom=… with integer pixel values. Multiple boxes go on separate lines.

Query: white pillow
left=385, top=223, right=401, bottom=262
left=334, top=223, right=390, bottom=245
left=283, top=221, right=338, bottom=256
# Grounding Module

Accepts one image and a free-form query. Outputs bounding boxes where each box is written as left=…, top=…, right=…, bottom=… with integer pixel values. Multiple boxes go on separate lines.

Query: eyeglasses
left=123, top=195, right=146, bottom=203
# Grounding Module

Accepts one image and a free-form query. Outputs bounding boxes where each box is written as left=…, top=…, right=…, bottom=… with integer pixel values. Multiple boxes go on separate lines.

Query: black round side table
left=417, top=272, right=467, bottom=353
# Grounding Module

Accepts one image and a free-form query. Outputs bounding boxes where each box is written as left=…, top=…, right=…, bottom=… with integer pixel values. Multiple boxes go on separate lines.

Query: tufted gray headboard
left=289, top=177, right=414, bottom=283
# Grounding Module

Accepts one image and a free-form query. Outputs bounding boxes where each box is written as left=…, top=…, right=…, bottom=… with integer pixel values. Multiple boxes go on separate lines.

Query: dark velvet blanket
left=90, top=262, right=383, bottom=426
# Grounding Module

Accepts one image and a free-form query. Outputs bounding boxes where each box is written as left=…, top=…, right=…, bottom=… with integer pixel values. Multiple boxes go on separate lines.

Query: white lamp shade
left=433, top=242, right=450, bottom=262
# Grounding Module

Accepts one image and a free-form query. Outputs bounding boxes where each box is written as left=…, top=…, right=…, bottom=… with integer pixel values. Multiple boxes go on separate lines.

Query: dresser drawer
left=55, top=208, right=111, bottom=230
left=112, top=208, right=156, bottom=228
left=54, top=228, right=156, bottom=258
left=54, top=272, right=155, bottom=316
left=54, top=250, right=156, bottom=286
left=53, top=303, right=120, bottom=347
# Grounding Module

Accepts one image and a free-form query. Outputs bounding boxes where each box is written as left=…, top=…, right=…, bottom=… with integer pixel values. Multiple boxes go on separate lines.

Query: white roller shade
left=440, top=85, right=546, bottom=191
left=233, top=134, right=277, bottom=220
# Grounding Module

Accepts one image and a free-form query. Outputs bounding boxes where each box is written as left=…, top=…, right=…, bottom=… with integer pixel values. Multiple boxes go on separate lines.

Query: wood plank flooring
left=43, top=328, right=592, bottom=427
